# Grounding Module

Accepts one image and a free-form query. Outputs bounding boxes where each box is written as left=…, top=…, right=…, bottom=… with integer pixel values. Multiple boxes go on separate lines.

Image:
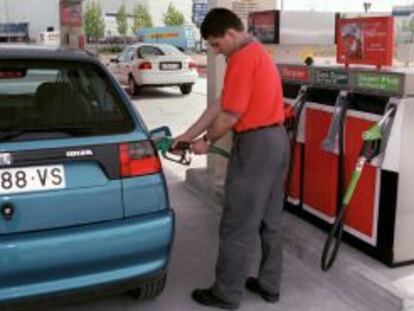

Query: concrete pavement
left=51, top=167, right=363, bottom=311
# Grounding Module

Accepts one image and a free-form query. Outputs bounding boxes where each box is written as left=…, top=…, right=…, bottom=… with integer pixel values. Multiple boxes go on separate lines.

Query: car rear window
left=0, top=60, right=135, bottom=142
left=138, top=46, right=165, bottom=58
left=161, top=45, right=184, bottom=56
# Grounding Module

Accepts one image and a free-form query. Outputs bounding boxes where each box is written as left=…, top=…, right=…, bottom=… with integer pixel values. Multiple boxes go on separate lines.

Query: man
left=173, top=8, right=289, bottom=310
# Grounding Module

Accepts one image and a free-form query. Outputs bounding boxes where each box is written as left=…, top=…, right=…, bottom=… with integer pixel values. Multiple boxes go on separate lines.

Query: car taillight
left=139, top=62, right=152, bottom=70
left=119, top=142, right=161, bottom=178
left=189, top=62, right=197, bottom=70
left=0, top=70, right=26, bottom=79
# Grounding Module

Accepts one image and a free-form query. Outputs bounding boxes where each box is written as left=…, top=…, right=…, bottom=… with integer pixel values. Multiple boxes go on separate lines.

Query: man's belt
left=234, top=123, right=283, bottom=135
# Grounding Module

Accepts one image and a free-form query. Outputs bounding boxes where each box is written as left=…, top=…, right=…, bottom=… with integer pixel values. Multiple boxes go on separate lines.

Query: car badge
left=66, top=149, right=94, bottom=158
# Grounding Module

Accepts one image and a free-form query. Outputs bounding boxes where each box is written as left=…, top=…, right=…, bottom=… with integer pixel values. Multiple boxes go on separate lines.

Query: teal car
left=0, top=46, right=174, bottom=307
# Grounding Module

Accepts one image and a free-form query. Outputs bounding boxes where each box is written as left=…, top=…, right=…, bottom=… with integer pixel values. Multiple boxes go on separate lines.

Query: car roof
left=129, top=43, right=179, bottom=50
left=0, top=44, right=99, bottom=63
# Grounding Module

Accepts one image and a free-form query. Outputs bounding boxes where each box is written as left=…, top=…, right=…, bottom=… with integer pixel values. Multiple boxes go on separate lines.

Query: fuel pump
left=279, top=63, right=414, bottom=266
left=321, top=104, right=397, bottom=271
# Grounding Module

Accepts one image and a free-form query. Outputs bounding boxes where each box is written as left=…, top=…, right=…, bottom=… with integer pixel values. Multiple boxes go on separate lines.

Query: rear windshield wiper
left=0, top=126, right=93, bottom=142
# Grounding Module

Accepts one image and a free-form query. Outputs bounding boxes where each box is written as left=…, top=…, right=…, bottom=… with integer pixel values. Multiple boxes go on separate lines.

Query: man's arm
left=186, top=101, right=221, bottom=139
left=190, top=110, right=239, bottom=155
left=173, top=101, right=221, bottom=148
left=206, top=110, right=239, bottom=143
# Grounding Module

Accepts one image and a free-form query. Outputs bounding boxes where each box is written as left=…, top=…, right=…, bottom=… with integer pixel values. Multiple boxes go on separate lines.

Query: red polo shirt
left=221, top=41, right=284, bottom=133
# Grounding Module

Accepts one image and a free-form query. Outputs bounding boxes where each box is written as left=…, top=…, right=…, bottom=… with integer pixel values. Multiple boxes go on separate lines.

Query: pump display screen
left=314, top=70, right=349, bottom=87
left=356, top=73, right=401, bottom=93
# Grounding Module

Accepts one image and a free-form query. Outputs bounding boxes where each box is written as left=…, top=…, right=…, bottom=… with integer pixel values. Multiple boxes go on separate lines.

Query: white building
left=0, top=0, right=194, bottom=40
left=0, top=0, right=278, bottom=41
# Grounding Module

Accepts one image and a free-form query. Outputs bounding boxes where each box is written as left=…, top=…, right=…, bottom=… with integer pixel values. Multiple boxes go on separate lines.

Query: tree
left=116, top=4, right=128, bottom=37
left=163, top=3, right=185, bottom=26
left=131, top=4, right=153, bottom=34
left=84, top=1, right=105, bottom=43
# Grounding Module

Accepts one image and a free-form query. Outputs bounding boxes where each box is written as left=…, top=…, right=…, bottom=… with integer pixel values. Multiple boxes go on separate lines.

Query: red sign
left=60, top=2, right=83, bottom=27
left=337, top=16, right=394, bottom=67
left=248, top=11, right=279, bottom=44
left=279, top=65, right=309, bottom=82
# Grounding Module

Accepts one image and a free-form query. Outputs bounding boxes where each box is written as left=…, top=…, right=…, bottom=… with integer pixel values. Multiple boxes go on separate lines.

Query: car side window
left=138, top=46, right=164, bottom=59
left=125, top=48, right=135, bottom=62
left=117, top=47, right=130, bottom=62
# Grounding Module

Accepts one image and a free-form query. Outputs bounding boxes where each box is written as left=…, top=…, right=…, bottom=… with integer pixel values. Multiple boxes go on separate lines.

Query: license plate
left=160, top=63, right=181, bottom=70
left=0, top=165, right=65, bottom=195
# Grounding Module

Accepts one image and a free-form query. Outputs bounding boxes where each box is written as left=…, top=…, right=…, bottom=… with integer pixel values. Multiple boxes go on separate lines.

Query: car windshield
left=0, top=60, right=134, bottom=142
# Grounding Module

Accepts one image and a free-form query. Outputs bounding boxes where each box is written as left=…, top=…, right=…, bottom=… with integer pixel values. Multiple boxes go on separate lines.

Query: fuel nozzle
left=155, top=137, right=192, bottom=166
left=360, top=104, right=397, bottom=161
left=284, top=86, right=307, bottom=133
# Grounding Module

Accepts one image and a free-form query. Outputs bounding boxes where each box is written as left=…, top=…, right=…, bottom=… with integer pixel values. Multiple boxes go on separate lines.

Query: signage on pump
left=356, top=73, right=401, bottom=93
left=314, top=70, right=349, bottom=87
left=279, top=66, right=309, bottom=82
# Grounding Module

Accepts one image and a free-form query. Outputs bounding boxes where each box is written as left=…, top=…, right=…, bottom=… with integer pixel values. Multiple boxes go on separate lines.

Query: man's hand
left=191, top=137, right=209, bottom=155
left=172, top=133, right=193, bottom=150
left=171, top=101, right=221, bottom=151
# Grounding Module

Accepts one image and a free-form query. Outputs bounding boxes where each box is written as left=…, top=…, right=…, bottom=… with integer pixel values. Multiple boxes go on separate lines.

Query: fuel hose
left=321, top=105, right=396, bottom=271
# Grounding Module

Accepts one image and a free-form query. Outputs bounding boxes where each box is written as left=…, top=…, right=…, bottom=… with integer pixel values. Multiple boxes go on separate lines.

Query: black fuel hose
left=321, top=99, right=348, bottom=271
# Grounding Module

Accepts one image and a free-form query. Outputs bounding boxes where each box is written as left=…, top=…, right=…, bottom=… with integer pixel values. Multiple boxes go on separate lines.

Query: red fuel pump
left=279, top=63, right=414, bottom=267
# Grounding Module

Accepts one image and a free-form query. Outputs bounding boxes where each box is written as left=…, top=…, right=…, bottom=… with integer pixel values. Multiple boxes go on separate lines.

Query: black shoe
left=245, top=277, right=279, bottom=303
left=191, top=288, right=239, bottom=310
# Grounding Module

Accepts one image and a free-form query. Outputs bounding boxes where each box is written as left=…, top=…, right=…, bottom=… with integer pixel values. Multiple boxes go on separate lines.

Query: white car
left=108, top=43, right=199, bottom=95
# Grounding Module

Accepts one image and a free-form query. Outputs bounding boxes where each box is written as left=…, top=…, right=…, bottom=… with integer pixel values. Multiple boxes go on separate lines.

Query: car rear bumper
left=136, top=70, right=198, bottom=86
left=0, top=210, right=175, bottom=304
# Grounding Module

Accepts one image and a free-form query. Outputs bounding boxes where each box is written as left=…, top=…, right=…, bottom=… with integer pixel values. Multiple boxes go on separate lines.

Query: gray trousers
left=212, top=126, right=290, bottom=305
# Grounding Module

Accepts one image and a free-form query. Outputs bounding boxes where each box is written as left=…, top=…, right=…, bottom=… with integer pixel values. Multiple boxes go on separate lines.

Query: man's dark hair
left=201, top=8, right=244, bottom=39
